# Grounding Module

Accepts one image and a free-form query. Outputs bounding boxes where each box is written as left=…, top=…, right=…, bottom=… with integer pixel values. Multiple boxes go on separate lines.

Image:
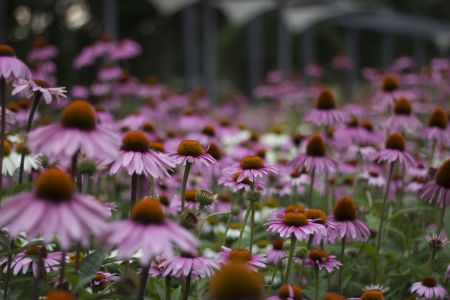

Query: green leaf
left=78, top=248, right=108, bottom=277
left=171, top=285, right=181, bottom=300
left=154, top=281, right=165, bottom=300
left=0, top=234, right=10, bottom=250
left=386, top=206, right=435, bottom=222
left=12, top=182, right=33, bottom=193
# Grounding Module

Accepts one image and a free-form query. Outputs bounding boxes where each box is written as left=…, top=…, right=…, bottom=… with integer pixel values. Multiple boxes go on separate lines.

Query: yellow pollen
left=282, top=212, right=308, bottom=227
left=61, top=100, right=96, bottom=130
left=35, top=168, right=73, bottom=202
left=177, top=140, right=203, bottom=157
left=34, top=79, right=50, bottom=89
left=240, top=156, right=264, bottom=170
left=306, top=134, right=326, bottom=157
left=361, top=290, right=384, bottom=300
left=278, top=284, right=303, bottom=300
left=228, top=248, right=252, bottom=263
left=309, top=249, right=329, bottom=262
left=149, top=141, right=164, bottom=152
left=121, top=131, right=149, bottom=152
left=382, top=75, right=399, bottom=92
left=305, top=209, right=326, bottom=224
left=394, top=98, right=412, bottom=115
left=333, top=196, right=357, bottom=221
left=131, top=198, right=165, bottom=225
left=285, top=204, right=305, bottom=214
left=2, top=141, right=10, bottom=156
left=316, top=88, right=336, bottom=110
left=428, top=108, right=447, bottom=129
left=436, top=160, right=450, bottom=188
left=46, top=290, right=76, bottom=300
left=385, top=132, right=405, bottom=151
left=0, top=45, right=15, bottom=57
left=272, top=239, right=284, bottom=250
left=6, top=102, right=19, bottom=113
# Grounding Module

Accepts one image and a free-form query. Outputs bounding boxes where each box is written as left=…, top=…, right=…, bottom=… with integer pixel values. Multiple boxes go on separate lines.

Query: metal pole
left=202, top=0, right=217, bottom=104
left=248, top=17, right=263, bottom=103
left=182, top=4, right=199, bottom=91
left=413, top=37, right=425, bottom=66
left=381, top=34, right=394, bottom=69
left=277, top=0, right=290, bottom=75
left=301, top=26, right=316, bottom=83
left=345, top=28, right=359, bottom=99
left=0, top=0, right=7, bottom=43
left=102, top=0, right=118, bottom=40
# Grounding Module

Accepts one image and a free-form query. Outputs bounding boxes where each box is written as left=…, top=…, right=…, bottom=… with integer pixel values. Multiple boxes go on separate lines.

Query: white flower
left=12, top=79, right=67, bottom=104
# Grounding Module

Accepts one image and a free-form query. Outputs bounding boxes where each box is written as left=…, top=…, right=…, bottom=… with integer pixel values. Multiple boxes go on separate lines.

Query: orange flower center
left=316, top=88, right=336, bottom=110
left=272, top=239, right=284, bottom=250
left=421, top=277, right=437, bottom=287
left=333, top=196, right=357, bottom=221
left=177, top=140, right=203, bottom=157
left=35, top=168, right=73, bottom=203
left=185, top=190, right=197, bottom=202
left=305, top=209, right=326, bottom=224
left=278, top=284, right=303, bottom=300
left=306, top=134, right=326, bottom=157
left=385, top=132, right=405, bottom=151
left=322, top=293, right=345, bottom=300
left=232, top=172, right=251, bottom=184
left=282, top=213, right=308, bottom=227
left=2, top=141, right=10, bottom=156
left=436, top=160, right=450, bottom=188
left=0, top=45, right=15, bottom=57
left=428, top=108, right=447, bottom=129
left=34, top=79, right=50, bottom=89
left=228, top=248, right=252, bottom=263
left=61, top=100, right=96, bottom=130
left=285, top=204, right=305, bottom=214
left=121, top=131, right=149, bottom=152
left=240, top=156, right=263, bottom=170
left=149, top=141, right=164, bottom=152
left=382, top=75, right=399, bottom=92
left=207, top=142, right=222, bottom=160
left=360, top=120, right=373, bottom=132
left=361, top=290, right=384, bottom=300
left=94, top=273, right=107, bottom=281
left=142, top=122, right=154, bottom=132
left=6, top=102, right=19, bottom=113
left=46, top=290, right=75, bottom=300
left=309, top=249, right=329, bottom=262
left=394, top=98, right=412, bottom=115
left=131, top=199, right=165, bottom=224
left=202, top=125, right=215, bottom=137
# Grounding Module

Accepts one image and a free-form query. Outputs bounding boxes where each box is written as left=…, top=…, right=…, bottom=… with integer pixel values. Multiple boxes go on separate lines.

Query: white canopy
left=215, top=0, right=276, bottom=27
left=146, top=0, right=200, bottom=16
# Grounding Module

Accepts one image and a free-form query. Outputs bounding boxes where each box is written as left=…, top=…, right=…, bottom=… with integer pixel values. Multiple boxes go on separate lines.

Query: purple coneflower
left=267, top=284, right=303, bottom=300
left=410, top=278, right=448, bottom=299
left=149, top=254, right=167, bottom=277
left=418, top=108, right=450, bottom=154
left=218, top=172, right=266, bottom=192
left=223, top=155, right=278, bottom=182
left=217, top=246, right=266, bottom=272
left=168, top=140, right=217, bottom=169
left=384, top=98, right=422, bottom=133
left=28, top=100, right=120, bottom=165
left=0, top=45, right=32, bottom=82
left=265, top=212, right=326, bottom=241
left=12, top=79, right=66, bottom=105
left=302, top=249, right=342, bottom=272
left=420, top=159, right=450, bottom=210
left=0, top=168, right=108, bottom=249
left=104, top=198, right=199, bottom=266
left=3, top=247, right=62, bottom=277
left=372, top=132, right=415, bottom=168
left=27, top=36, right=58, bottom=62
left=357, top=171, right=386, bottom=188
left=267, top=239, right=286, bottom=265
left=373, top=75, right=410, bottom=111
left=160, top=250, right=220, bottom=279
left=91, top=271, right=120, bottom=287
left=348, top=289, right=385, bottom=300
left=97, top=63, right=123, bottom=82
left=303, top=88, right=350, bottom=126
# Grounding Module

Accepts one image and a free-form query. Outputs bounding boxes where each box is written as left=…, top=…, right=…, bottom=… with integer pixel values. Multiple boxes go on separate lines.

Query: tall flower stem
left=428, top=250, right=437, bottom=277
left=338, top=237, right=346, bottom=294
left=58, top=251, right=66, bottom=288
left=138, top=266, right=150, bottom=300
left=18, top=92, right=42, bottom=184
left=0, top=77, right=6, bottom=205
left=267, top=255, right=288, bottom=294
left=308, top=168, right=316, bottom=208
left=436, top=197, right=446, bottom=234
left=149, top=176, right=154, bottom=195
left=165, top=276, right=172, bottom=300
left=376, top=162, right=395, bottom=254
left=324, top=172, right=330, bottom=214
left=180, top=162, right=192, bottom=212
left=314, top=266, right=320, bottom=300
left=237, top=202, right=252, bottom=248
left=429, top=139, right=437, bottom=167
left=3, top=239, right=14, bottom=299
left=221, top=189, right=242, bottom=246
left=297, top=257, right=307, bottom=286
left=249, top=201, right=256, bottom=253
left=182, top=272, right=192, bottom=300
left=131, top=172, right=138, bottom=208
left=283, top=234, right=297, bottom=285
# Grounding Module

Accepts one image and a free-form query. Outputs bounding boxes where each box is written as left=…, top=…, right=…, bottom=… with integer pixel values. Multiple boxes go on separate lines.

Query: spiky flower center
left=25, top=246, right=47, bottom=258
left=361, top=120, right=373, bottom=132
left=283, top=213, right=308, bottom=227
left=207, top=142, right=222, bottom=160
left=149, top=141, right=164, bottom=152
left=142, top=122, right=154, bottom=132
left=46, top=290, right=75, bottom=300
left=228, top=248, right=251, bottom=263
left=94, top=273, right=106, bottom=281
left=278, top=284, right=303, bottom=300
left=285, top=204, right=305, bottom=214
left=35, top=168, right=73, bottom=202
left=177, top=140, right=203, bottom=157
left=316, top=88, right=336, bottom=110
left=131, top=199, right=165, bottom=224
left=34, top=79, right=50, bottom=89
left=240, top=156, right=264, bottom=170
left=309, top=249, right=329, bottom=262
left=202, top=125, right=215, bottom=137
left=185, top=190, right=198, bottom=202
left=361, top=290, right=384, bottom=300
left=159, top=194, right=170, bottom=206
left=394, top=98, right=412, bottom=115
left=305, top=209, right=326, bottom=224
left=210, top=263, right=262, bottom=300
left=306, top=134, right=326, bottom=157
left=122, top=131, right=150, bottom=152
left=61, top=100, right=96, bottom=130
left=233, top=172, right=251, bottom=184
left=421, top=278, right=437, bottom=287
left=382, top=75, right=399, bottom=92
left=428, top=108, right=447, bottom=129
left=385, top=132, right=405, bottom=151
left=0, top=45, right=15, bottom=57
left=333, top=196, right=356, bottom=221
left=2, top=141, right=10, bottom=156
left=322, top=293, right=345, bottom=300
left=435, top=160, right=450, bottom=188
left=272, top=239, right=284, bottom=250
left=6, top=102, right=19, bottom=113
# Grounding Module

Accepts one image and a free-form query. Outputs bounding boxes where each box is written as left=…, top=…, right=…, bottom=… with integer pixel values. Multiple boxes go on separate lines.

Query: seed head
left=294, top=247, right=309, bottom=260
left=195, top=189, right=218, bottom=208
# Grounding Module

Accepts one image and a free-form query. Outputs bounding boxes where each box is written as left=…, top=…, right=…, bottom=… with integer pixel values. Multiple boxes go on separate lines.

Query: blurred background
left=2, top=0, right=450, bottom=100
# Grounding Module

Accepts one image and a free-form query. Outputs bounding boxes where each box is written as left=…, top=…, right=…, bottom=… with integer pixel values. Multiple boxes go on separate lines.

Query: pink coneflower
left=97, top=63, right=123, bottom=82
left=327, top=196, right=370, bottom=243
left=372, top=75, right=411, bottom=111
left=12, top=79, right=67, bottom=104
left=27, top=36, right=58, bottom=63
left=104, top=198, right=199, bottom=266
left=160, top=250, right=220, bottom=279
left=265, top=212, right=326, bottom=241
left=267, top=284, right=304, bottom=300
left=168, top=140, right=218, bottom=169
left=90, top=81, right=110, bottom=96
left=303, top=88, right=350, bottom=126
left=109, top=131, right=174, bottom=178
left=359, top=120, right=384, bottom=145
left=91, top=271, right=120, bottom=287
left=218, top=172, right=266, bottom=192
left=384, top=98, right=422, bottom=133
left=28, top=100, right=120, bottom=165
left=111, top=38, right=142, bottom=60
left=267, top=239, right=286, bottom=265
left=217, top=246, right=266, bottom=272
left=418, top=108, right=450, bottom=144
left=372, top=132, right=415, bottom=169
left=334, top=116, right=370, bottom=145
left=149, top=254, right=167, bottom=277
left=223, top=156, right=277, bottom=183
left=357, top=171, right=386, bottom=188
left=419, top=159, right=450, bottom=208
left=409, top=278, right=448, bottom=299
left=0, top=45, right=32, bottom=82
left=2, top=247, right=62, bottom=277
left=0, top=168, right=109, bottom=249
left=301, top=249, right=342, bottom=272
left=348, top=289, right=385, bottom=300
left=289, top=134, right=338, bottom=174
left=70, top=84, right=89, bottom=99
left=305, top=208, right=342, bottom=246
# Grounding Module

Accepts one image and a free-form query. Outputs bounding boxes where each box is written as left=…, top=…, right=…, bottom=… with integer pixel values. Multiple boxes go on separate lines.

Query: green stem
left=138, top=266, right=150, bottom=300
left=165, top=276, right=172, bottom=300
left=131, top=172, right=138, bottom=208
left=315, top=266, right=320, bottom=300
left=249, top=201, right=255, bottom=253
left=267, top=255, right=289, bottom=294
left=284, top=234, right=297, bottom=285
left=237, top=202, right=252, bottom=248
left=338, top=237, right=346, bottom=294
left=197, top=211, right=231, bottom=238
left=291, top=185, right=297, bottom=204
left=436, top=195, right=447, bottom=234
left=428, top=250, right=437, bottom=277
left=429, top=139, right=437, bottom=167
left=58, top=251, right=66, bottom=289
left=183, top=272, right=192, bottom=300
left=221, top=190, right=242, bottom=246
left=324, top=172, right=330, bottom=214
left=149, top=176, right=154, bottom=195
left=180, top=162, right=192, bottom=212
left=0, top=77, right=5, bottom=206
left=376, top=162, right=395, bottom=254
left=308, top=168, right=316, bottom=208
left=297, top=256, right=306, bottom=286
